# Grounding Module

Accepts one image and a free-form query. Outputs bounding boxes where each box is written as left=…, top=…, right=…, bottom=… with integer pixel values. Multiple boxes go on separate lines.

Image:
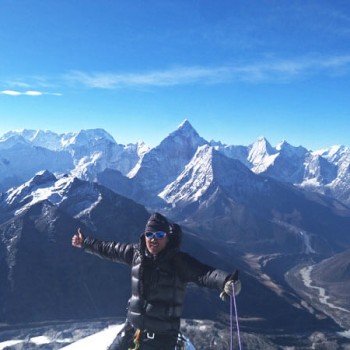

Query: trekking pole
left=230, top=281, right=242, bottom=350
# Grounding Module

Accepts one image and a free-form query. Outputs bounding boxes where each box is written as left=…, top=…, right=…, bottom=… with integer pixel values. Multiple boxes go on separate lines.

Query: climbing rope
left=230, top=281, right=242, bottom=350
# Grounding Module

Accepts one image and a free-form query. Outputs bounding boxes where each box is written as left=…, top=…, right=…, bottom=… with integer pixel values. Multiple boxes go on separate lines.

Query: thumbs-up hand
left=72, top=228, right=85, bottom=248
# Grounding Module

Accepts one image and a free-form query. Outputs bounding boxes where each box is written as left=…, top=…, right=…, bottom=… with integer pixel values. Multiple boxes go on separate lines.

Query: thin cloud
left=4, top=54, right=350, bottom=93
left=0, top=90, right=62, bottom=96
left=66, top=66, right=231, bottom=89
left=65, top=54, right=350, bottom=89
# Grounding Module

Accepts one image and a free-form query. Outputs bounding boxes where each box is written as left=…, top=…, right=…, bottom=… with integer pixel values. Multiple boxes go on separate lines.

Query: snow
left=0, top=325, right=122, bottom=350
left=338, top=329, right=350, bottom=340
left=60, top=324, right=122, bottom=349
left=0, top=334, right=75, bottom=349
left=1, top=124, right=350, bottom=207
left=0, top=127, right=143, bottom=185
left=60, top=324, right=196, bottom=349
left=9, top=174, right=74, bottom=216
left=159, top=144, right=214, bottom=205
left=0, top=340, right=23, bottom=349
left=248, top=137, right=278, bottom=173
left=0, top=324, right=196, bottom=350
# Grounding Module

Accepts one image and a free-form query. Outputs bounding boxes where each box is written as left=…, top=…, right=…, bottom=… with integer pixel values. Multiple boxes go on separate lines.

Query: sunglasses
left=145, top=231, right=167, bottom=240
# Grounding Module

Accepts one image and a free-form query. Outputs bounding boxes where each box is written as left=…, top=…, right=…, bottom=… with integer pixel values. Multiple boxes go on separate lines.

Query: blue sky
left=1, top=0, right=350, bottom=150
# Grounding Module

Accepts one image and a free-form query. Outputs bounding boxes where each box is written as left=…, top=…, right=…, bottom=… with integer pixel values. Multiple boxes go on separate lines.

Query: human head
left=144, top=212, right=170, bottom=255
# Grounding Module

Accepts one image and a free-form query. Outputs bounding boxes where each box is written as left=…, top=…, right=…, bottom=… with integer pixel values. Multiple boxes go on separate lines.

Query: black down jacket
left=83, top=225, right=230, bottom=333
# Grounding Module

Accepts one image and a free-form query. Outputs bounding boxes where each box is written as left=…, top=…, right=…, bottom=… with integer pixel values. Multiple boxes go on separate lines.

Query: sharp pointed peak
left=178, top=118, right=190, bottom=126
left=162, top=119, right=207, bottom=145
left=250, top=136, right=274, bottom=151
left=176, top=119, right=196, bottom=132
left=255, top=136, right=270, bottom=144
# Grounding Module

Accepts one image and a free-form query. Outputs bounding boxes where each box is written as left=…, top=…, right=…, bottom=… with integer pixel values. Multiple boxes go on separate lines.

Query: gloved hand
left=220, top=270, right=241, bottom=301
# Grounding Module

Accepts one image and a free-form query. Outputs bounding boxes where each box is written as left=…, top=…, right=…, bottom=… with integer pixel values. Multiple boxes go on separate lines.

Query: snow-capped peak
left=4, top=170, right=58, bottom=210
left=159, top=144, right=214, bottom=205
left=127, top=121, right=207, bottom=192
left=28, top=170, right=57, bottom=187
left=169, top=120, right=204, bottom=142
left=0, top=129, right=37, bottom=142
left=0, top=134, right=30, bottom=150
left=64, top=129, right=116, bottom=147
left=250, top=136, right=275, bottom=154
left=1, top=171, right=103, bottom=219
left=248, top=137, right=278, bottom=173
left=313, top=145, right=350, bottom=165
left=276, top=140, right=308, bottom=157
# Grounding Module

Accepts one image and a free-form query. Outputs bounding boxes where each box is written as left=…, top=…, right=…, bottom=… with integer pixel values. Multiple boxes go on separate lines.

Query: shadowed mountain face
left=0, top=174, right=150, bottom=323
left=309, top=248, right=350, bottom=320
left=311, top=248, right=350, bottom=283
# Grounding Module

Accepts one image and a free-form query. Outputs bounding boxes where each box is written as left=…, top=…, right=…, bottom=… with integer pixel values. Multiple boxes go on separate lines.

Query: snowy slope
left=0, top=170, right=101, bottom=220
left=60, top=324, right=122, bottom=350
left=60, top=324, right=196, bottom=350
left=0, top=324, right=196, bottom=350
left=159, top=144, right=214, bottom=205
left=159, top=144, right=260, bottom=208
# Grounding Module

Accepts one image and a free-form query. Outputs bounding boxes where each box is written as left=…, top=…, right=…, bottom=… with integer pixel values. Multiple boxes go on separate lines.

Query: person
left=72, top=212, right=241, bottom=350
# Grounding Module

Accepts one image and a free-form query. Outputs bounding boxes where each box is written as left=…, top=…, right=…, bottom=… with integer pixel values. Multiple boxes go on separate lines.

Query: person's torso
left=127, top=249, right=186, bottom=333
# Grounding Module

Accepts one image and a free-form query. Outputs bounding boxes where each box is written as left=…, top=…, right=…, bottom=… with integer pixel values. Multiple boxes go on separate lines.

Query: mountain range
left=1, top=120, right=350, bottom=348
left=1, top=120, right=349, bottom=206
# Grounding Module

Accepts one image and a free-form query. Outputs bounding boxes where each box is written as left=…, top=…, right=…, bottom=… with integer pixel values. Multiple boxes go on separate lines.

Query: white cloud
left=65, top=66, right=231, bottom=89
left=0, top=90, right=62, bottom=96
left=26, top=91, right=43, bottom=96
left=0, top=90, right=22, bottom=96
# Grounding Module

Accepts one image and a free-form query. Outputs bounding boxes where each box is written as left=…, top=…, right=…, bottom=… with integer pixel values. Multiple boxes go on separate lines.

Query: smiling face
left=145, top=234, right=169, bottom=255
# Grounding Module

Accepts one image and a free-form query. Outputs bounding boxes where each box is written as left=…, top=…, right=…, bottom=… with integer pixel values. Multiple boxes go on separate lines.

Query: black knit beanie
left=145, top=212, right=170, bottom=233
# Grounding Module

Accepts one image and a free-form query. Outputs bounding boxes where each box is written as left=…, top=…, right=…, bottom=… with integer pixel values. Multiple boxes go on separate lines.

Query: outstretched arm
left=71, top=228, right=134, bottom=265
left=176, top=252, right=241, bottom=298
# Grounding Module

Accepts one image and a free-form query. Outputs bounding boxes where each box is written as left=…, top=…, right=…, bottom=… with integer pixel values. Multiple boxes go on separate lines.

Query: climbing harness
left=128, top=329, right=185, bottom=350
left=230, top=281, right=242, bottom=350
left=128, top=328, right=141, bottom=350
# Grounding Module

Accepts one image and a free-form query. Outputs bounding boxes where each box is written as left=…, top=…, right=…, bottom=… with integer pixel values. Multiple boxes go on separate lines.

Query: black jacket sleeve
left=175, top=252, right=230, bottom=290
left=82, top=237, right=134, bottom=266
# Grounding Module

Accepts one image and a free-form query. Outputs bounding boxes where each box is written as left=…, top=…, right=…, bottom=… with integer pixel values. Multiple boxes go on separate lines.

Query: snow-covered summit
left=2, top=171, right=70, bottom=214
left=0, top=129, right=69, bottom=150
left=0, top=128, right=117, bottom=151
left=63, top=129, right=116, bottom=148
left=164, top=119, right=207, bottom=150
left=248, top=137, right=278, bottom=173
left=127, top=120, right=207, bottom=195
left=276, top=140, right=308, bottom=157
left=0, top=133, right=30, bottom=150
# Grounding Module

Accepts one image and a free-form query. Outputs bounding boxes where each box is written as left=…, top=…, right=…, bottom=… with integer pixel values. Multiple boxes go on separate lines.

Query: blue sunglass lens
left=146, top=231, right=167, bottom=239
